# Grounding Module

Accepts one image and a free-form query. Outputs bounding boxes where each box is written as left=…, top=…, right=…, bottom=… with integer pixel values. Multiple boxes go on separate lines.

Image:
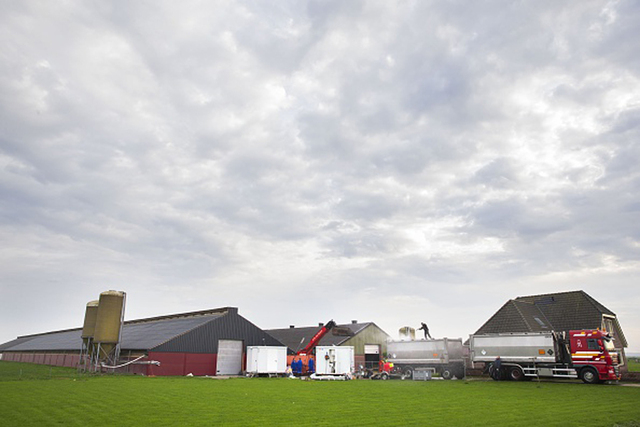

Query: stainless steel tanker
left=386, top=338, right=465, bottom=379
left=468, top=330, right=621, bottom=383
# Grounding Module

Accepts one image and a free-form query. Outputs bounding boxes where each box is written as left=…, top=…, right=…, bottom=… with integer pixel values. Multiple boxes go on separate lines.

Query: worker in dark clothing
left=492, top=356, right=502, bottom=380
left=418, top=322, right=432, bottom=339
left=292, top=357, right=302, bottom=375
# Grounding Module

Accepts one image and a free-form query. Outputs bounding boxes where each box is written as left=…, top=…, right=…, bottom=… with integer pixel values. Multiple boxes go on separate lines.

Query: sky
left=1, top=1, right=639, bottom=352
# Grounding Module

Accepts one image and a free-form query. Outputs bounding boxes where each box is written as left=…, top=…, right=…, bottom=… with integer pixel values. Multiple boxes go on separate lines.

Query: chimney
left=289, top=325, right=295, bottom=329
left=318, top=322, right=324, bottom=327
left=351, top=320, right=357, bottom=324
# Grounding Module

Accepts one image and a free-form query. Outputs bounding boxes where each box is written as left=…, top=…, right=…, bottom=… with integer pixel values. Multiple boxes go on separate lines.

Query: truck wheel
left=508, top=367, right=524, bottom=381
left=580, top=367, right=600, bottom=384
left=442, top=369, right=453, bottom=380
left=402, top=367, right=413, bottom=380
left=488, top=364, right=502, bottom=381
left=380, top=372, right=389, bottom=380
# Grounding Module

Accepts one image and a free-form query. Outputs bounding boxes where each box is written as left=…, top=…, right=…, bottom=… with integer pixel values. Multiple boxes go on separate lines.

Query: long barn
left=0, top=307, right=283, bottom=376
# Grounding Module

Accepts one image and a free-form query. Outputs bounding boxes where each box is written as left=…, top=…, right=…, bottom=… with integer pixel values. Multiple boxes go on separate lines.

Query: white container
left=246, top=346, right=288, bottom=375
left=315, top=346, right=354, bottom=375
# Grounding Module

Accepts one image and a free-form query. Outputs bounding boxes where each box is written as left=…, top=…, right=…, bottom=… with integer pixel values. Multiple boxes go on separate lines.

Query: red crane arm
left=297, top=320, right=336, bottom=355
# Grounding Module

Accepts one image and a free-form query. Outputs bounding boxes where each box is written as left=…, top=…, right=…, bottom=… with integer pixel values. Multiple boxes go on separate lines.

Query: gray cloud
left=1, top=0, right=639, bottom=350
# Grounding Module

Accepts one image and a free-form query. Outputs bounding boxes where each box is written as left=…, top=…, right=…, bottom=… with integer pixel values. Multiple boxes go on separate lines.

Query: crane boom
left=297, top=320, right=336, bottom=355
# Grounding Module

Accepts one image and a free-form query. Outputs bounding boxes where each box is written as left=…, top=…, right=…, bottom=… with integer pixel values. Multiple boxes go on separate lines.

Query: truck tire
left=488, top=364, right=504, bottom=381
left=402, top=367, right=413, bottom=380
left=579, top=367, right=600, bottom=384
left=441, top=368, right=453, bottom=380
left=380, top=372, right=389, bottom=381
left=508, top=366, right=524, bottom=381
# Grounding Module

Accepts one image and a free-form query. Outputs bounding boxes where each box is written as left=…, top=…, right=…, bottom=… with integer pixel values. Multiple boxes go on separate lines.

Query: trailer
left=246, top=346, right=288, bottom=377
left=469, top=329, right=620, bottom=384
left=315, top=346, right=354, bottom=376
left=386, top=338, right=465, bottom=380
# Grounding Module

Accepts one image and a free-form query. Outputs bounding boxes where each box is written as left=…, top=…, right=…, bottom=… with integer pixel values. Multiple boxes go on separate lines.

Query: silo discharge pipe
left=100, top=355, right=161, bottom=370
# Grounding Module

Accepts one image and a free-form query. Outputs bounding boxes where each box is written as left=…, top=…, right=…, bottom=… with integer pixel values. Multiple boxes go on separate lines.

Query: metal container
left=412, top=368, right=432, bottom=381
left=388, top=338, right=464, bottom=365
left=399, top=326, right=416, bottom=341
left=469, top=332, right=559, bottom=363
left=246, top=346, right=287, bottom=375
left=81, top=300, right=99, bottom=339
left=93, top=291, right=125, bottom=359
left=315, top=346, right=354, bottom=375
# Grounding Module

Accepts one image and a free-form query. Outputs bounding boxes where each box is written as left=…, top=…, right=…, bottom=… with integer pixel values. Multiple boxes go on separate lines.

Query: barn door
left=217, top=340, right=243, bottom=375
left=364, top=344, right=380, bottom=370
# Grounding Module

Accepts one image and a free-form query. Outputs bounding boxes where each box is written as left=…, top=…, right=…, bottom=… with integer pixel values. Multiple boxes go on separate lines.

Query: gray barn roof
left=0, top=335, right=39, bottom=352
left=121, top=315, right=219, bottom=350
left=0, top=307, right=282, bottom=353
left=6, top=329, right=84, bottom=352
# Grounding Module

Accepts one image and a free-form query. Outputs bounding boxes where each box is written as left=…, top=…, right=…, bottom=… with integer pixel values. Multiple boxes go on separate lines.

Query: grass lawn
left=0, top=359, right=83, bottom=381
left=627, top=358, right=640, bottom=373
left=1, top=361, right=639, bottom=426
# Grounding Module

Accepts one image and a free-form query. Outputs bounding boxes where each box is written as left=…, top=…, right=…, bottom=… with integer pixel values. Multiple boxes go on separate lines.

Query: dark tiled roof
left=266, top=322, right=371, bottom=353
left=513, top=300, right=553, bottom=332
left=473, top=300, right=545, bottom=335
left=474, top=290, right=627, bottom=347
left=515, top=291, right=612, bottom=331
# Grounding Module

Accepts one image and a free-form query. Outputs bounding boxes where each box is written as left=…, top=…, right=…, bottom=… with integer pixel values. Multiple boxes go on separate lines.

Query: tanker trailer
left=387, top=338, right=465, bottom=379
left=469, top=330, right=620, bottom=384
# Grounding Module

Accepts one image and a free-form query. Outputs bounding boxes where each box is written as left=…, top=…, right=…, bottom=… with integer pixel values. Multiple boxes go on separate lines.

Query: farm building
left=266, top=321, right=390, bottom=370
left=0, top=307, right=284, bottom=376
left=473, top=290, right=629, bottom=368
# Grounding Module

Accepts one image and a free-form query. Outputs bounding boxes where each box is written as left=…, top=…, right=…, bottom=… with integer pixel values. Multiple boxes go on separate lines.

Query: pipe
left=100, top=354, right=160, bottom=369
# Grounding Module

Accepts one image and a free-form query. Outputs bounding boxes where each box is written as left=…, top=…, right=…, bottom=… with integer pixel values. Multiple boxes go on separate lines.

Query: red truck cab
left=569, top=329, right=620, bottom=383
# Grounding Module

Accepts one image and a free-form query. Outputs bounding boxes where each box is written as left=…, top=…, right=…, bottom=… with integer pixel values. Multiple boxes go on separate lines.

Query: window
left=587, top=339, right=601, bottom=350
left=604, top=318, right=614, bottom=334
left=533, top=317, right=548, bottom=328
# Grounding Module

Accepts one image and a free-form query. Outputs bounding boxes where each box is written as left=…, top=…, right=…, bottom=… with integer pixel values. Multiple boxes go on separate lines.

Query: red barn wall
left=147, top=352, right=217, bottom=376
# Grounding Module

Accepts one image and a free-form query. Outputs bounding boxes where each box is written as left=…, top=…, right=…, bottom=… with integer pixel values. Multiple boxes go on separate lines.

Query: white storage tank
left=246, top=346, right=288, bottom=375
left=315, top=346, right=354, bottom=375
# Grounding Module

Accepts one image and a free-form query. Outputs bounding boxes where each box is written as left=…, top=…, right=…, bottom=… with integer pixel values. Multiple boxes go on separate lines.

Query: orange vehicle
left=291, top=320, right=336, bottom=375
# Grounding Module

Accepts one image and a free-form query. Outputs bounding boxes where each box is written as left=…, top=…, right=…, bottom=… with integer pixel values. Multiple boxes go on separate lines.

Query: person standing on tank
left=418, top=322, right=432, bottom=339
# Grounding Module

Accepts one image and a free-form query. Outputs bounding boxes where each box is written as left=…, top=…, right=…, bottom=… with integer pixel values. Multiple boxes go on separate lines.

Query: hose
left=100, top=355, right=160, bottom=369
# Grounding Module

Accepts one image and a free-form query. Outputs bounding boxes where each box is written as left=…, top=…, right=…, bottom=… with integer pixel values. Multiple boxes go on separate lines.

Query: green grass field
left=1, top=361, right=639, bottom=426
left=627, top=358, right=640, bottom=373
left=0, top=359, right=84, bottom=381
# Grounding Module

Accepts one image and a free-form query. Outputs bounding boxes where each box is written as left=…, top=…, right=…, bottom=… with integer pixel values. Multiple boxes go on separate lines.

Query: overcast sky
left=1, top=1, right=639, bottom=352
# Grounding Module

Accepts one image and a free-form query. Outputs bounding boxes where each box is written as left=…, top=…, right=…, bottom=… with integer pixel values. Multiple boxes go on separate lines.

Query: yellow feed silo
left=93, top=290, right=126, bottom=360
left=81, top=300, right=99, bottom=340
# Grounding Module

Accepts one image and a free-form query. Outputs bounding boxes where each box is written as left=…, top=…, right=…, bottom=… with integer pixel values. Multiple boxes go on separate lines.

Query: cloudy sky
left=1, top=1, right=639, bottom=352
